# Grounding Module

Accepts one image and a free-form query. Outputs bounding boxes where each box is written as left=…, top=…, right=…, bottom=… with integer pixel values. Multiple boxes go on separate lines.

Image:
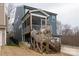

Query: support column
left=21, top=23, right=24, bottom=42
left=45, top=17, right=47, bottom=28
left=41, top=19, right=42, bottom=30
left=29, top=11, right=32, bottom=45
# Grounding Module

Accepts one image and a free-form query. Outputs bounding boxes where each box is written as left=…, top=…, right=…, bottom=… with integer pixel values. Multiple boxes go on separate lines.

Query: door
left=0, top=31, right=2, bottom=46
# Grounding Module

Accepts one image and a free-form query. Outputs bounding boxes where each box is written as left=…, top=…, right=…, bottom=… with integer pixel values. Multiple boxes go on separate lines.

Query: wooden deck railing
left=23, top=25, right=30, bottom=34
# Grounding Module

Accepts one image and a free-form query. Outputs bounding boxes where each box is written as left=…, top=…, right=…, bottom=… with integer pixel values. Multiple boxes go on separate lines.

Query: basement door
left=0, top=31, right=2, bottom=46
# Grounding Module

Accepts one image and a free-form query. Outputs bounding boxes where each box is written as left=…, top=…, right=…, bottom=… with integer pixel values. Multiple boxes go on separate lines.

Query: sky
left=9, top=3, right=79, bottom=27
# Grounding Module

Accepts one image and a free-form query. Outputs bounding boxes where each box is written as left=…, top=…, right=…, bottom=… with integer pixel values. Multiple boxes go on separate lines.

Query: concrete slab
left=61, top=45, right=79, bottom=56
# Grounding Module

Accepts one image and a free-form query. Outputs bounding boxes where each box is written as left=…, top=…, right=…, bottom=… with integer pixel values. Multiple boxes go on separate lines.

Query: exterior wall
left=0, top=3, right=6, bottom=46
left=0, top=3, right=5, bottom=25
left=0, top=29, right=6, bottom=45
left=49, top=15, right=57, bottom=35
left=13, top=6, right=25, bottom=41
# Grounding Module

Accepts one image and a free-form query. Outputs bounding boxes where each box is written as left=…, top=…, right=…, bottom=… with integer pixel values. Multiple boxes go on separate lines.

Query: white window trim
left=5, top=29, right=6, bottom=45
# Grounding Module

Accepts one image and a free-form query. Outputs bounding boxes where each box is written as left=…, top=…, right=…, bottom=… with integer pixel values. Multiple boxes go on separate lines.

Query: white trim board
left=0, top=31, right=2, bottom=46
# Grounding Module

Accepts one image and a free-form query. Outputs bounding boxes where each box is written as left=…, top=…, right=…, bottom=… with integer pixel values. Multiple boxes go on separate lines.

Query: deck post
left=41, top=19, right=42, bottom=30
left=29, top=11, right=33, bottom=47
left=45, top=17, right=47, bottom=28
left=21, top=23, right=24, bottom=42
left=22, top=34, right=23, bottom=42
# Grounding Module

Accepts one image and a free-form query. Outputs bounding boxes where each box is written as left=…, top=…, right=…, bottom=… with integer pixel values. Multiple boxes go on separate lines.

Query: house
left=13, top=5, right=62, bottom=52
left=13, top=5, right=57, bottom=43
left=0, top=3, right=7, bottom=46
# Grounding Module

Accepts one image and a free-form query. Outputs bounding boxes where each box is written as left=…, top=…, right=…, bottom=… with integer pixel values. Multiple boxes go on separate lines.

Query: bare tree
left=7, top=4, right=15, bottom=17
left=61, top=24, right=79, bottom=46
left=57, top=21, right=62, bottom=35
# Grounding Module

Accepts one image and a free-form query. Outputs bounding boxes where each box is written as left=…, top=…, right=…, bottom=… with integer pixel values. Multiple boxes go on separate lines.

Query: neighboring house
left=13, top=5, right=57, bottom=43
left=0, top=3, right=6, bottom=46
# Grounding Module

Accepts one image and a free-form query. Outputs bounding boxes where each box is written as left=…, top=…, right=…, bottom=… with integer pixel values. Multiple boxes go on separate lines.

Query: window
left=41, top=19, right=45, bottom=25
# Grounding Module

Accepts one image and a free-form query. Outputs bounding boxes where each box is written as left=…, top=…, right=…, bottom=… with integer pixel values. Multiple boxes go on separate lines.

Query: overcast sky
left=10, top=3, right=79, bottom=27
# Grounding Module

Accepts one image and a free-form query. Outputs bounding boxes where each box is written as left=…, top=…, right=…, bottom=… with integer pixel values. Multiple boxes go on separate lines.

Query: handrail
left=23, top=25, right=30, bottom=34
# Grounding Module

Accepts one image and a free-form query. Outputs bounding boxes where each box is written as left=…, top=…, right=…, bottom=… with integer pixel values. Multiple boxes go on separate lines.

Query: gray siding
left=14, top=6, right=25, bottom=41
left=49, top=15, right=57, bottom=35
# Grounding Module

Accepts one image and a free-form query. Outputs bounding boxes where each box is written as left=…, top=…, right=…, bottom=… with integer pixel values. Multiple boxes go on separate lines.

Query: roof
left=21, top=5, right=57, bottom=20
left=24, top=5, right=57, bottom=15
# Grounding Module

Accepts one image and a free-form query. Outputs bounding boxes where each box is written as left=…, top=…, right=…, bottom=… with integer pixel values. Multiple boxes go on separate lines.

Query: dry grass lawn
left=0, top=45, right=69, bottom=56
